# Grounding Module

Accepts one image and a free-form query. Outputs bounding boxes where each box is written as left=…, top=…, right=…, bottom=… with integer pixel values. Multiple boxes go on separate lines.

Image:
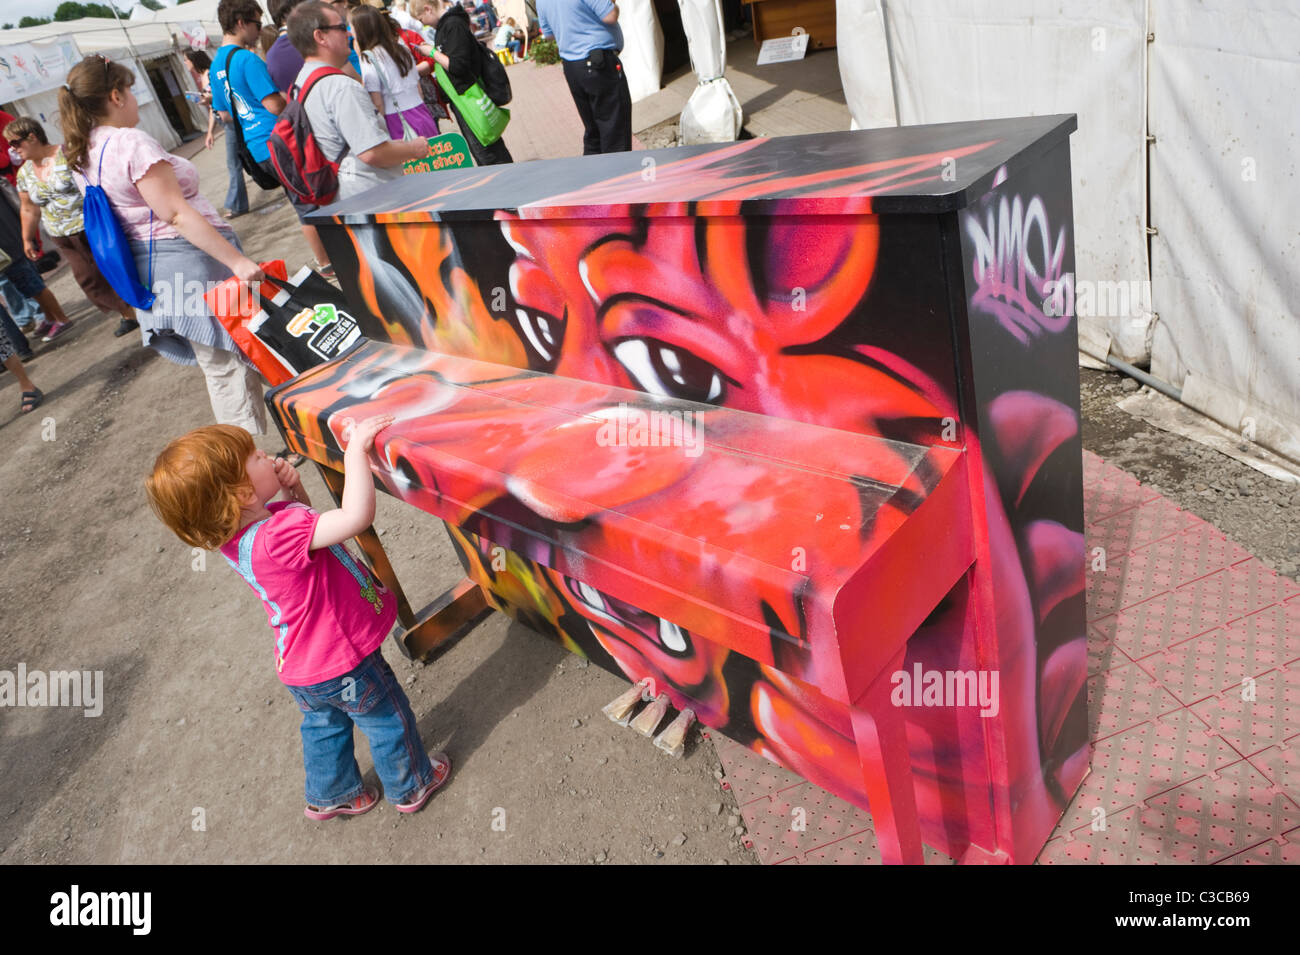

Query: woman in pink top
left=59, top=55, right=269, bottom=434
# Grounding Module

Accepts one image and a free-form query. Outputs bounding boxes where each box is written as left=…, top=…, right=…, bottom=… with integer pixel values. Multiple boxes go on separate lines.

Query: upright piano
left=270, top=115, right=1090, bottom=863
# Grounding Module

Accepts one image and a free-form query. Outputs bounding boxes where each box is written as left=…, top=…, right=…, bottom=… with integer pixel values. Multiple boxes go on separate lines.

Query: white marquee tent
left=0, top=2, right=225, bottom=149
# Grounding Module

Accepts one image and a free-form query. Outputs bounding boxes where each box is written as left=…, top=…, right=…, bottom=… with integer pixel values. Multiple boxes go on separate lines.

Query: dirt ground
left=2, top=133, right=1295, bottom=866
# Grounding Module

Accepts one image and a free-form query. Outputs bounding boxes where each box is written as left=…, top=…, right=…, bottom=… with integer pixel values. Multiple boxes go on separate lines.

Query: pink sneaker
left=31, top=320, right=53, bottom=339
left=395, top=753, right=451, bottom=813
left=304, top=785, right=379, bottom=821
left=42, top=321, right=72, bottom=342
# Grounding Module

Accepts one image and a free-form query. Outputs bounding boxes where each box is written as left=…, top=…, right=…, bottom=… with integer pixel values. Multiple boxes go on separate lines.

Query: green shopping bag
left=433, top=63, right=510, bottom=147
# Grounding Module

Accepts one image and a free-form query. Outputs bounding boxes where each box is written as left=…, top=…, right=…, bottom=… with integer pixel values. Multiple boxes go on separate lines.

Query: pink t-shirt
left=220, top=502, right=397, bottom=686
left=75, top=125, right=226, bottom=241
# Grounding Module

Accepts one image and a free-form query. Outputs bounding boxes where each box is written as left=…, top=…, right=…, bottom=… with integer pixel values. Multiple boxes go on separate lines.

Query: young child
left=146, top=415, right=450, bottom=820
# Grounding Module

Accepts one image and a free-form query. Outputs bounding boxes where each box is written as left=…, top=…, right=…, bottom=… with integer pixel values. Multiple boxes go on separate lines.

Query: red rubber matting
left=713, top=450, right=1300, bottom=864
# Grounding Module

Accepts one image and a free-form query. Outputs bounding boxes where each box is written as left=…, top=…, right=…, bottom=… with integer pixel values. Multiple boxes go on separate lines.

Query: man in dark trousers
left=537, top=0, right=632, bottom=154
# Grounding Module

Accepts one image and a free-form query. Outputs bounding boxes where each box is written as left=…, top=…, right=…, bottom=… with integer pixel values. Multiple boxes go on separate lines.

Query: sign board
left=756, top=32, right=810, bottom=66
left=0, top=39, right=80, bottom=102
left=402, top=133, right=474, bottom=175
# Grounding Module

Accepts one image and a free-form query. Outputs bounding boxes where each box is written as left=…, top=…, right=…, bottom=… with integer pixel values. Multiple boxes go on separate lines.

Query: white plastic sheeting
left=849, top=0, right=1152, bottom=363
left=677, top=0, right=742, bottom=143
left=124, top=0, right=223, bottom=27
left=11, top=88, right=67, bottom=142
left=835, top=0, right=895, bottom=130
left=620, top=0, right=666, bottom=102
left=1146, top=0, right=1300, bottom=465
left=837, top=0, right=1300, bottom=465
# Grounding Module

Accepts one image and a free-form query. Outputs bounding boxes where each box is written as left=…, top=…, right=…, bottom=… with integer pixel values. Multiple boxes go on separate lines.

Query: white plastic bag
left=677, top=0, right=742, bottom=143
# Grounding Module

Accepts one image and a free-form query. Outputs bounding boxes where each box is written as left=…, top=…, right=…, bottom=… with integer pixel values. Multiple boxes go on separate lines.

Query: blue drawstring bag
left=82, top=135, right=155, bottom=310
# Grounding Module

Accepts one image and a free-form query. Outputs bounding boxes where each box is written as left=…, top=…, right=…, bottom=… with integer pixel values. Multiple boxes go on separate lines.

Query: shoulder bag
left=81, top=135, right=155, bottom=310
left=433, top=61, right=509, bottom=146
left=221, top=47, right=283, bottom=190
left=364, top=50, right=422, bottom=141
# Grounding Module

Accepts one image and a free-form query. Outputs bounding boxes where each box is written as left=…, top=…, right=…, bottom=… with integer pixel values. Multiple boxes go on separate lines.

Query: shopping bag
left=402, top=132, right=474, bottom=175
left=248, top=266, right=363, bottom=377
left=204, top=259, right=294, bottom=386
left=433, top=62, right=509, bottom=146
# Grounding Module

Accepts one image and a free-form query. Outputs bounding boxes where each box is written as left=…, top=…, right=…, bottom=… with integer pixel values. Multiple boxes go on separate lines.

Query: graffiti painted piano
left=272, top=114, right=1089, bottom=864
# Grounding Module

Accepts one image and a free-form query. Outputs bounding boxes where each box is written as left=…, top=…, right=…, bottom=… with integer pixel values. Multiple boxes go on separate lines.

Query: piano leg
left=851, top=648, right=925, bottom=865
left=403, top=577, right=494, bottom=661
left=314, top=462, right=494, bottom=660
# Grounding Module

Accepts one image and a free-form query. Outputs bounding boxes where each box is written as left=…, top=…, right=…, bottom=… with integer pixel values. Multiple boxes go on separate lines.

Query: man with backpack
left=282, top=2, right=434, bottom=204
left=214, top=0, right=340, bottom=276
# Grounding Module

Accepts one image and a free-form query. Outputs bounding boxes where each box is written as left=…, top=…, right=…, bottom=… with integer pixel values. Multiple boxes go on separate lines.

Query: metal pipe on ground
left=1106, top=356, right=1183, bottom=402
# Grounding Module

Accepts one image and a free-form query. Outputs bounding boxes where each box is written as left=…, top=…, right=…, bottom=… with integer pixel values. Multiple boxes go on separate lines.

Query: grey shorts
left=129, top=228, right=250, bottom=368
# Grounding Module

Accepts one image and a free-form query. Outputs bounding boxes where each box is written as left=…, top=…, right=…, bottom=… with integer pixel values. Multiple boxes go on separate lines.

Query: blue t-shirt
left=210, top=44, right=280, bottom=163
left=537, top=0, right=623, bottom=61
left=347, top=34, right=362, bottom=75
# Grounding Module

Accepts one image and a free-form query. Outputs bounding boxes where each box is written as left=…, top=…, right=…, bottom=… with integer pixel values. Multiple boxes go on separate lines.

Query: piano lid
left=312, top=114, right=1077, bottom=225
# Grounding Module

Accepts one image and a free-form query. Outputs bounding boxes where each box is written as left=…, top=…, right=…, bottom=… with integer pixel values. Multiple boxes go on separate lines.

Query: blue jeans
left=0, top=275, right=42, bottom=329
left=285, top=650, right=433, bottom=807
left=221, top=118, right=249, bottom=214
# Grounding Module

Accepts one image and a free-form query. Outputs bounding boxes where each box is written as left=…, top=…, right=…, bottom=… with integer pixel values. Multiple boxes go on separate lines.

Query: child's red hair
left=146, top=425, right=256, bottom=549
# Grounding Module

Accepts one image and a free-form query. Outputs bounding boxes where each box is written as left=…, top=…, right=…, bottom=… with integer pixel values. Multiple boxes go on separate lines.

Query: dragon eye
left=611, top=338, right=726, bottom=404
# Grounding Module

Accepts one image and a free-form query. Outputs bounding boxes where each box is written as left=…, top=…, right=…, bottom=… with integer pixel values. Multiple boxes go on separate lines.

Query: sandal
left=305, top=785, right=379, bottom=821
left=395, top=752, right=452, bottom=814
left=21, top=389, right=43, bottom=414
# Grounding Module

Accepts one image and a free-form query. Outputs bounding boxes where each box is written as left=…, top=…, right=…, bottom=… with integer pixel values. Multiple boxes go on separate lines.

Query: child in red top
left=147, top=415, right=450, bottom=820
left=0, top=109, right=17, bottom=186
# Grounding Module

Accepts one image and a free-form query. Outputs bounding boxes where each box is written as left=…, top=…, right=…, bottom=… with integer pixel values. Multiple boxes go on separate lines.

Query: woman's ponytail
left=60, top=56, right=136, bottom=174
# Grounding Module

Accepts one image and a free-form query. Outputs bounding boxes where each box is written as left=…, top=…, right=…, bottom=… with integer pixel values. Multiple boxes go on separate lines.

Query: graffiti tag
left=965, top=195, right=1070, bottom=344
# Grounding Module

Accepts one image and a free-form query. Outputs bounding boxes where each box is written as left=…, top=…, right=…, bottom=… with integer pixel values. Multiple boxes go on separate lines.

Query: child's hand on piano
left=341, top=414, right=396, bottom=454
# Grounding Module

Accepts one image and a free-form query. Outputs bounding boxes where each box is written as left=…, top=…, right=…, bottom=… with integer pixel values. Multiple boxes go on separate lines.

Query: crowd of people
left=0, top=0, right=637, bottom=415
left=1, top=0, right=637, bottom=823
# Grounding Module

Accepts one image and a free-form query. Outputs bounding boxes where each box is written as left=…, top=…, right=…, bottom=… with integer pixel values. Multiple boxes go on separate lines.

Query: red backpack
left=268, top=66, right=348, bottom=208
